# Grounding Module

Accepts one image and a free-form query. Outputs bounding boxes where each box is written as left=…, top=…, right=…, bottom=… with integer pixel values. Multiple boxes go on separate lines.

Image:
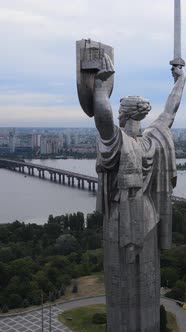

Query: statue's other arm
left=158, top=66, right=186, bottom=128
left=93, top=54, right=115, bottom=140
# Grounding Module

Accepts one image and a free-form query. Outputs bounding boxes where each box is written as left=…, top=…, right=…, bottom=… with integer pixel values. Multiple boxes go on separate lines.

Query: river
left=0, top=159, right=97, bottom=224
left=0, top=158, right=186, bottom=224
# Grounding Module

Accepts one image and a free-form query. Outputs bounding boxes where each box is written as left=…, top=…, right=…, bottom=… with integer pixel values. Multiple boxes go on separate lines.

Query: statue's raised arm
left=76, top=39, right=115, bottom=140
left=93, top=54, right=115, bottom=140
left=153, top=65, right=186, bottom=128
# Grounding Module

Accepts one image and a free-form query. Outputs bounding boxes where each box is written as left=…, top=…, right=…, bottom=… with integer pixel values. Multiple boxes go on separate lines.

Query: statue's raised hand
left=171, top=64, right=185, bottom=83
left=96, top=53, right=115, bottom=81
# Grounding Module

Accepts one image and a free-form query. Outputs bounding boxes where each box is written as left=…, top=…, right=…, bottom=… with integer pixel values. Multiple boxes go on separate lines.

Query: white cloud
left=0, top=8, right=46, bottom=24
left=0, top=92, right=64, bottom=106
left=0, top=0, right=186, bottom=126
left=4, top=0, right=89, bottom=16
left=0, top=105, right=94, bottom=127
left=0, top=102, right=185, bottom=128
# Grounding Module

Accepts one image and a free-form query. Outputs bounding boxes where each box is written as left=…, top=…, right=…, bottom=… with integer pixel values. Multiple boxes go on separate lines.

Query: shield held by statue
left=76, top=39, right=114, bottom=117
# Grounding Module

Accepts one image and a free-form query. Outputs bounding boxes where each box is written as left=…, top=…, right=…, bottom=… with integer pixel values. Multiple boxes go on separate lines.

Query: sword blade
left=174, top=0, right=181, bottom=59
left=170, top=0, right=185, bottom=66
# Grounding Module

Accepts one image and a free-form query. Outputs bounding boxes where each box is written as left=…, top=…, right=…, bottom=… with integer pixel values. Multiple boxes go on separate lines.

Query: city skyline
left=0, top=0, right=186, bottom=127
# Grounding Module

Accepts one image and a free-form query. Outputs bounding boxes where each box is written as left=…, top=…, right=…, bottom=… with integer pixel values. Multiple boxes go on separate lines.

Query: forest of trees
left=177, top=162, right=186, bottom=170
left=0, top=211, right=103, bottom=311
left=161, top=201, right=186, bottom=301
left=0, top=200, right=186, bottom=312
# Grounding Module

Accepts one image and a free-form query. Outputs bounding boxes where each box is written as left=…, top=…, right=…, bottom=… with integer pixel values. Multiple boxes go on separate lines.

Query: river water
left=0, top=158, right=185, bottom=224
left=0, top=159, right=97, bottom=224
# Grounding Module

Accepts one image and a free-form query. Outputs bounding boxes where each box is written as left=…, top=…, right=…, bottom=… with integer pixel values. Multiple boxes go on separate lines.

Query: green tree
left=8, top=294, right=23, bottom=309
left=166, top=280, right=186, bottom=301
left=9, top=257, right=37, bottom=280
left=43, top=223, right=61, bottom=242
left=87, top=211, right=103, bottom=230
left=55, top=234, right=80, bottom=255
left=0, top=225, right=9, bottom=244
left=161, top=267, right=179, bottom=288
left=6, top=276, right=21, bottom=296
left=0, top=247, right=14, bottom=263
left=0, top=262, right=10, bottom=288
left=44, top=265, right=59, bottom=285
left=81, top=249, right=103, bottom=274
left=83, top=229, right=102, bottom=250
left=48, top=214, right=54, bottom=223
left=33, top=271, right=55, bottom=294
left=172, top=232, right=185, bottom=245
left=69, top=212, right=85, bottom=232
left=172, top=207, right=184, bottom=233
left=175, top=280, right=186, bottom=293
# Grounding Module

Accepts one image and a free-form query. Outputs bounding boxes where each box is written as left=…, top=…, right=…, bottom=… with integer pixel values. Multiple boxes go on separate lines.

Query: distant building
left=9, top=129, right=16, bottom=153
left=40, top=135, right=64, bottom=155
left=32, top=134, right=41, bottom=148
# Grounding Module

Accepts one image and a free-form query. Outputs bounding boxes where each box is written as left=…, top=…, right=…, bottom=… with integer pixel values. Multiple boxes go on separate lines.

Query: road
left=0, top=296, right=106, bottom=332
left=0, top=295, right=185, bottom=332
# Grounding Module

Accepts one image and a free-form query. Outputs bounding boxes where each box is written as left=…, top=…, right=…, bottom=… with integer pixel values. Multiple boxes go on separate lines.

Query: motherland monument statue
left=76, top=1, right=185, bottom=331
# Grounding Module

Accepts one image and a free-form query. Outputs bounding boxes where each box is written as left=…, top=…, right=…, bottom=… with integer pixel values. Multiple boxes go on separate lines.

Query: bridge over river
left=0, top=158, right=98, bottom=191
left=0, top=158, right=186, bottom=202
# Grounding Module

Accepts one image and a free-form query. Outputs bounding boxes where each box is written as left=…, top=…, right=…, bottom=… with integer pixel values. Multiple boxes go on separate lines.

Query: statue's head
left=118, top=96, right=151, bottom=127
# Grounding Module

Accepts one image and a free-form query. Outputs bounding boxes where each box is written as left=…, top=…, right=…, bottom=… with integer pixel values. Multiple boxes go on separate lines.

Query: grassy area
left=59, top=304, right=106, bottom=332
left=167, top=311, right=179, bottom=332
left=59, top=304, right=179, bottom=332
left=62, top=273, right=105, bottom=301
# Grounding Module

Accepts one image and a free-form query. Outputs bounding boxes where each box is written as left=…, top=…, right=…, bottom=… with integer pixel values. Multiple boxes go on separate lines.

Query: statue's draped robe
left=96, top=114, right=176, bottom=332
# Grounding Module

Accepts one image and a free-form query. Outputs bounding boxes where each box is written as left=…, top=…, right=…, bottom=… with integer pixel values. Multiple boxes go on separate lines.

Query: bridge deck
left=1, top=158, right=186, bottom=201
left=0, top=159, right=98, bottom=182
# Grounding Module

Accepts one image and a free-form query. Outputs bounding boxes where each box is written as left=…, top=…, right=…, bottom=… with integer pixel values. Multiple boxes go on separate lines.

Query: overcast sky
left=0, top=0, right=186, bottom=128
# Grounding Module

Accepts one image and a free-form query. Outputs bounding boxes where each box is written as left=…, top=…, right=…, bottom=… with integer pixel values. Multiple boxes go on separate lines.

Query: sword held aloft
left=170, top=0, right=185, bottom=67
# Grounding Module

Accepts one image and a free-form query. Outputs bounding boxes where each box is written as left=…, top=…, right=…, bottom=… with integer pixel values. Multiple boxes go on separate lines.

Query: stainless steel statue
left=76, top=3, right=185, bottom=330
